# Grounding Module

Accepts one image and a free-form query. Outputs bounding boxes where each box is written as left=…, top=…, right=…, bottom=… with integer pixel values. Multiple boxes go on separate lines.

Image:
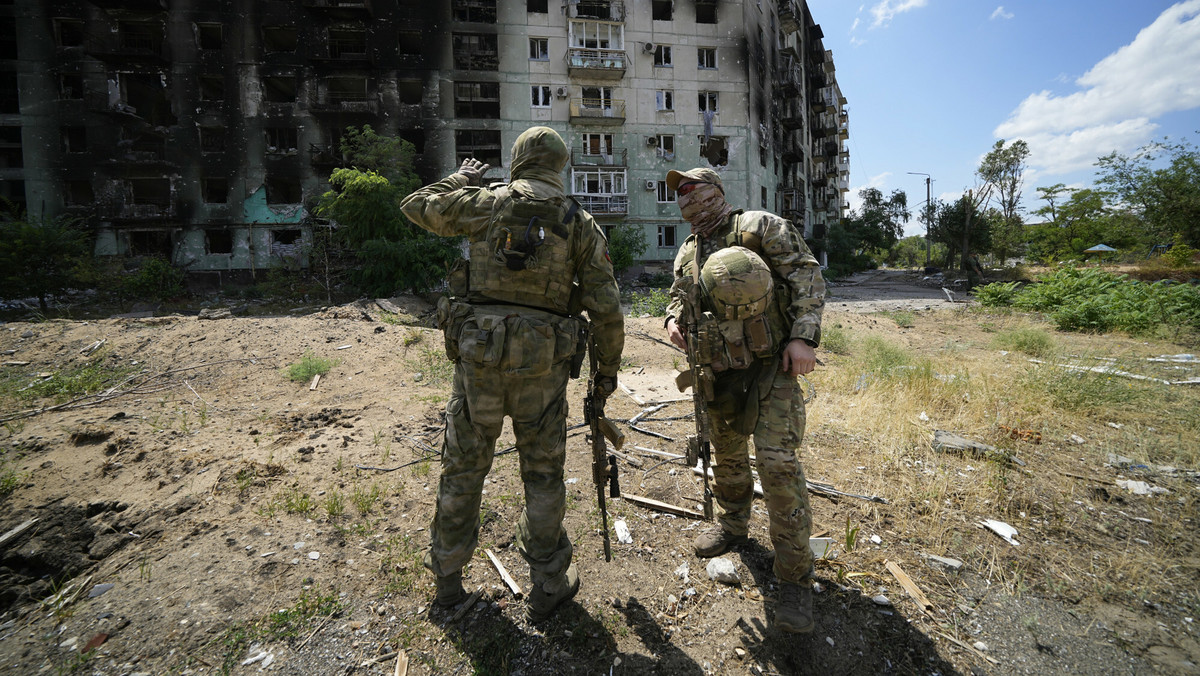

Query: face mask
left=677, top=183, right=731, bottom=237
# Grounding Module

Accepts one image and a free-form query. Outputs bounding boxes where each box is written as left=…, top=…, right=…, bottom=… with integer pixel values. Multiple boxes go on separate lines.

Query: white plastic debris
left=919, top=411, right=930, bottom=422
left=674, top=562, right=690, bottom=583
left=870, top=534, right=882, bottom=545
left=980, top=519, right=1020, bottom=546
left=973, top=641, right=988, bottom=652
left=1068, top=434, right=1086, bottom=445
left=706, top=557, right=740, bottom=585
left=613, top=519, right=633, bottom=544
left=308, top=551, right=320, bottom=560
left=1116, top=479, right=1170, bottom=496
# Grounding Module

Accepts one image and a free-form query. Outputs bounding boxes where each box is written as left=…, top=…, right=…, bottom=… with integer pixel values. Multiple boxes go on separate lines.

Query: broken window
left=59, top=73, right=83, bottom=99
left=262, top=76, right=297, bottom=103
left=653, top=45, right=671, bottom=67
left=575, top=1, right=621, bottom=20
left=265, top=178, right=302, bottom=204
left=698, top=47, right=717, bottom=69
left=454, top=129, right=501, bottom=169
left=328, top=26, right=367, bottom=58
left=196, top=22, right=222, bottom=50
left=127, top=230, right=173, bottom=257
left=527, top=0, right=548, bottom=12
left=529, top=37, right=548, bottom=60
left=761, top=186, right=768, bottom=208
left=397, top=79, right=422, bottom=104
left=326, top=77, right=367, bottom=104
left=0, top=126, right=21, bottom=168
left=205, top=228, right=233, bottom=255
left=657, top=224, right=677, bottom=247
left=61, top=126, right=86, bottom=153
left=698, top=91, right=718, bottom=113
left=571, top=168, right=625, bottom=196
left=655, top=134, right=675, bottom=159
left=531, top=85, right=552, bottom=108
left=199, top=75, right=224, bottom=101
left=656, top=182, right=675, bottom=204
left=265, top=127, right=298, bottom=154
left=452, top=0, right=497, bottom=23
left=696, top=1, right=717, bottom=24
left=453, top=81, right=499, bottom=118
left=66, top=180, right=93, bottom=206
left=54, top=18, right=85, bottom=47
left=581, top=133, right=614, bottom=159
left=119, top=21, right=162, bottom=53
left=399, top=129, right=425, bottom=153
left=580, top=85, right=613, bottom=111
left=398, top=30, right=421, bottom=55
left=202, top=178, right=228, bottom=204
left=453, top=33, right=498, bottom=71
left=0, top=72, right=16, bottom=113
left=698, top=135, right=728, bottom=166
left=128, top=178, right=171, bottom=206
left=569, top=21, right=623, bottom=51
left=115, top=72, right=176, bottom=126
left=652, top=1, right=672, bottom=21
left=655, top=90, right=673, bottom=111
left=272, top=229, right=302, bottom=245
left=199, top=126, right=225, bottom=154
left=263, top=26, right=297, bottom=53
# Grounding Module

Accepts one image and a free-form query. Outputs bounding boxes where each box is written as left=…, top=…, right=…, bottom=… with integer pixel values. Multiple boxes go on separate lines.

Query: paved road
left=826, top=269, right=970, bottom=313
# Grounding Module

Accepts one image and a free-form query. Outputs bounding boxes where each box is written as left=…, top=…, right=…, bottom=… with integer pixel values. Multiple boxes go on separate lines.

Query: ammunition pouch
left=438, top=300, right=585, bottom=378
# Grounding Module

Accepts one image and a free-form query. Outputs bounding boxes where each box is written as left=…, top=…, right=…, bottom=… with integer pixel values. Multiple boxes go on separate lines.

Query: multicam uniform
left=667, top=209, right=825, bottom=584
left=400, top=128, right=624, bottom=594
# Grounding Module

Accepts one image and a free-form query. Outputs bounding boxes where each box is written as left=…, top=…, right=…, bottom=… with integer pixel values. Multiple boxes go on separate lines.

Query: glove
left=593, top=374, right=617, bottom=403
left=456, top=158, right=491, bottom=187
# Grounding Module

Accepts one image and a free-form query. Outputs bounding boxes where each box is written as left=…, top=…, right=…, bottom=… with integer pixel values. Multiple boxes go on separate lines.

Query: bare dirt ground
left=0, top=270, right=1197, bottom=675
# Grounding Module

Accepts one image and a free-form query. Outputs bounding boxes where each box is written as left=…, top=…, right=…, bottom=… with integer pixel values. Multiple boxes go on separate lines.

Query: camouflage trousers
left=424, top=358, right=574, bottom=588
left=710, top=369, right=813, bottom=583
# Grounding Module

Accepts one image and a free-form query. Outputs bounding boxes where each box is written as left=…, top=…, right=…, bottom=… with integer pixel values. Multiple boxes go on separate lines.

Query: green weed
left=629, top=288, right=671, bottom=317
left=991, top=326, right=1056, bottom=357
left=323, top=488, right=345, bottom=518
left=882, top=310, right=916, bottom=328
left=19, top=355, right=136, bottom=404
left=352, top=483, right=382, bottom=515
left=820, top=324, right=851, bottom=355
left=284, top=350, right=339, bottom=383
left=406, top=347, right=453, bottom=387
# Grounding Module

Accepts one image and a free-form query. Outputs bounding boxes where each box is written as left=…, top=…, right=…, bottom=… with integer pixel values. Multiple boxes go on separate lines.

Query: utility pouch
left=447, top=258, right=469, bottom=297
left=744, top=314, right=772, bottom=354
left=498, top=314, right=555, bottom=377
left=436, top=296, right=474, bottom=362
left=457, top=312, right=508, bottom=368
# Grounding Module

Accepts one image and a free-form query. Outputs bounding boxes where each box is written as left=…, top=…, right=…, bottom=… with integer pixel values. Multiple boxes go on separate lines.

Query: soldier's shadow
left=434, top=593, right=705, bottom=675
left=733, top=540, right=965, bottom=675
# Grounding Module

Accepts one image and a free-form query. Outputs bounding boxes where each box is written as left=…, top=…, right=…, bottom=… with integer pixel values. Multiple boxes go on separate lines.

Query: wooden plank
left=450, top=588, right=484, bottom=623
left=485, top=548, right=523, bottom=598
left=0, top=518, right=38, bottom=550
left=393, top=649, right=409, bottom=676
left=621, top=493, right=704, bottom=520
left=885, top=560, right=933, bottom=614
left=309, top=374, right=321, bottom=391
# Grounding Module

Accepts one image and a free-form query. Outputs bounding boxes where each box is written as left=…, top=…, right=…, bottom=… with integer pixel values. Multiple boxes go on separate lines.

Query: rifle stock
left=585, top=328, right=622, bottom=562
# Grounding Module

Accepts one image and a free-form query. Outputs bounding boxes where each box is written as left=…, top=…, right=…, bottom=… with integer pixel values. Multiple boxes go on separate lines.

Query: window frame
left=529, top=37, right=549, bottom=61
left=698, top=47, right=717, bottom=70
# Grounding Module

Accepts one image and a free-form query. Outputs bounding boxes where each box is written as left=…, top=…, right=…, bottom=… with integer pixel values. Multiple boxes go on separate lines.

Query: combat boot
left=692, top=526, right=748, bottom=558
left=527, top=563, right=579, bottom=620
left=434, top=571, right=466, bottom=607
left=775, top=581, right=814, bottom=634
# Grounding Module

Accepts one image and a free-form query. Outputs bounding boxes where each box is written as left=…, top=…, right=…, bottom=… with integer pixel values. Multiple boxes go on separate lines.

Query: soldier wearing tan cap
left=664, top=167, right=826, bottom=633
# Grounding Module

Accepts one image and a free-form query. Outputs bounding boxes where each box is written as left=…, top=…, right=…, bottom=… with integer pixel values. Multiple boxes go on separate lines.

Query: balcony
left=779, top=1, right=801, bottom=34
left=567, top=48, right=627, bottom=79
left=781, top=115, right=804, bottom=131
left=569, top=1, right=625, bottom=21
left=571, top=147, right=627, bottom=167
left=573, top=194, right=628, bottom=215
left=310, top=144, right=343, bottom=168
left=303, top=0, right=374, bottom=19
left=569, top=98, right=625, bottom=125
left=311, top=98, right=379, bottom=114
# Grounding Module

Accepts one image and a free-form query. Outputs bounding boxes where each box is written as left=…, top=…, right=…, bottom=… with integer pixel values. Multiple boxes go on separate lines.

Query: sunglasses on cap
left=675, top=182, right=710, bottom=196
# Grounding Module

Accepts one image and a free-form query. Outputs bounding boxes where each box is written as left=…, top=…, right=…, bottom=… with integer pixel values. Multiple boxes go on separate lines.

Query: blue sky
left=805, top=0, right=1200, bottom=236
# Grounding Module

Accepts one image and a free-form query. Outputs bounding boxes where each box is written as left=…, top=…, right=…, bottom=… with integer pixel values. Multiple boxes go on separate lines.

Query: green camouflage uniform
left=667, top=209, right=825, bottom=584
left=400, top=127, right=624, bottom=590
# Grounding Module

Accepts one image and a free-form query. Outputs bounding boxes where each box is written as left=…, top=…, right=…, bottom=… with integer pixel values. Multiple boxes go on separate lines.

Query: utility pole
left=907, top=172, right=932, bottom=267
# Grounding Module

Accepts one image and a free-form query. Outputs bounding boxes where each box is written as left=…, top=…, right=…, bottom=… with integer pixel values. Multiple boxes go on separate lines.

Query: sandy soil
left=0, top=273, right=1196, bottom=675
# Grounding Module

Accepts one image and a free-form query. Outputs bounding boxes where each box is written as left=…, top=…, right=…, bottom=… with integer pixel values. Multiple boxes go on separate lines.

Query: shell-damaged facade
left=0, top=0, right=848, bottom=285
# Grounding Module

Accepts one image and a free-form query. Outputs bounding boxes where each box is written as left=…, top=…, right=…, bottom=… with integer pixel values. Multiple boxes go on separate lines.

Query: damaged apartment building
left=0, top=0, right=848, bottom=284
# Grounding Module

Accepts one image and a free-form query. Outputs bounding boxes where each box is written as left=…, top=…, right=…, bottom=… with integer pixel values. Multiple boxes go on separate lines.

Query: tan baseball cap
left=666, top=167, right=724, bottom=192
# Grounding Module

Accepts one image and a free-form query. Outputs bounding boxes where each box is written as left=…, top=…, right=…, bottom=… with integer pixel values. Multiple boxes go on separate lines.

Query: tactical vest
left=678, top=211, right=793, bottom=371
left=466, top=186, right=579, bottom=314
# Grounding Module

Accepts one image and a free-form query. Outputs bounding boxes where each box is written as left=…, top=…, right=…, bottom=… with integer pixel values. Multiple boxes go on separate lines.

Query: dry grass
left=807, top=308, right=1200, bottom=608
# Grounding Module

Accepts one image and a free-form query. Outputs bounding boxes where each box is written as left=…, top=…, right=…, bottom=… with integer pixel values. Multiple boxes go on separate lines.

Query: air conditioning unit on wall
left=555, top=86, right=569, bottom=98
left=645, top=180, right=657, bottom=190
left=646, top=136, right=659, bottom=146
left=643, top=42, right=656, bottom=53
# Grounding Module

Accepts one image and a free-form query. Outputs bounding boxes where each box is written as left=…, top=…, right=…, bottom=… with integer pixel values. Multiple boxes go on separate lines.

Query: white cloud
left=850, top=17, right=861, bottom=32
left=995, top=1, right=1200, bottom=175
left=990, top=6, right=1014, bottom=21
left=846, top=172, right=892, bottom=214
left=868, top=0, right=929, bottom=29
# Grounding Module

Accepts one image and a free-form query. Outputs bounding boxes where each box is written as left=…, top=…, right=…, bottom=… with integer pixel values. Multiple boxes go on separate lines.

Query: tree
left=315, top=127, right=462, bottom=296
left=928, top=197, right=992, bottom=270
left=1095, top=136, right=1200, bottom=247
left=606, top=223, right=648, bottom=276
left=978, top=139, right=1030, bottom=265
left=886, top=235, right=947, bottom=270
left=825, top=187, right=909, bottom=275
left=0, top=210, right=92, bottom=311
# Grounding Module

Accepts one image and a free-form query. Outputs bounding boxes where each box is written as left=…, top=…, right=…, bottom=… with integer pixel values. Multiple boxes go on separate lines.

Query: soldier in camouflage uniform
left=663, top=167, right=825, bottom=634
left=400, top=127, right=624, bottom=620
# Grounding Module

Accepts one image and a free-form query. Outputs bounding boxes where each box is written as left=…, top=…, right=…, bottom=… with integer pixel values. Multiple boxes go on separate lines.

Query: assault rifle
left=585, top=329, right=625, bottom=562
left=676, top=266, right=716, bottom=521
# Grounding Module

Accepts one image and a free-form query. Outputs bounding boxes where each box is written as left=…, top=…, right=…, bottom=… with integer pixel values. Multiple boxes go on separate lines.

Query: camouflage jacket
left=667, top=210, right=825, bottom=348
left=400, top=172, right=624, bottom=378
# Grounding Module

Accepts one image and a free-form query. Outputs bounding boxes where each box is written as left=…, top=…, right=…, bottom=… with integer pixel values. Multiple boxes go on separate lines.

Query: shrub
left=124, top=257, right=186, bottom=302
left=629, top=288, right=670, bottom=316
left=285, top=351, right=339, bottom=382
left=973, top=281, right=1021, bottom=307
left=606, top=223, right=648, bottom=275
left=991, top=326, right=1055, bottom=357
left=820, top=324, right=851, bottom=355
